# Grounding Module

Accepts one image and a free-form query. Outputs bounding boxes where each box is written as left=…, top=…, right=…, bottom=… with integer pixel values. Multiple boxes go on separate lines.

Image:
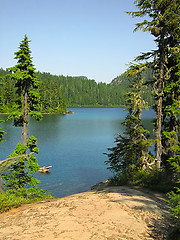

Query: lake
left=0, top=108, right=155, bottom=198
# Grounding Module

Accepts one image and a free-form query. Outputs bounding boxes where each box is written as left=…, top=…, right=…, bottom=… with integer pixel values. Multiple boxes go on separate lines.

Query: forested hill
left=110, top=68, right=154, bottom=106
left=37, top=71, right=126, bottom=108
left=0, top=68, right=153, bottom=113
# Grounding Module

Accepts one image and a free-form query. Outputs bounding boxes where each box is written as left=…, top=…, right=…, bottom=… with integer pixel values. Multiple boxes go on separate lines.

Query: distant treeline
left=37, top=72, right=128, bottom=107
left=0, top=68, right=154, bottom=113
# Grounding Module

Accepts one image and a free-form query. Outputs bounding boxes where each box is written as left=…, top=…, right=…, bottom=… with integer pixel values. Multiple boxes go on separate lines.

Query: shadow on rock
left=92, top=181, right=172, bottom=239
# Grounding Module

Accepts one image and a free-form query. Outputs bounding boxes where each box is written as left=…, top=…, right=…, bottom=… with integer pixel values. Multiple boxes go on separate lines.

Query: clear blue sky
left=0, top=0, right=155, bottom=83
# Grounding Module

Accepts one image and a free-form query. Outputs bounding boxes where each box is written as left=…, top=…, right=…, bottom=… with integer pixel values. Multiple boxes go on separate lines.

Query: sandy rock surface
left=0, top=185, right=170, bottom=240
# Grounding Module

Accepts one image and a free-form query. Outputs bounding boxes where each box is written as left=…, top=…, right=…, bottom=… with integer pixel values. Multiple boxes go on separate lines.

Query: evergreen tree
left=0, top=122, right=6, bottom=192
left=161, top=0, right=180, bottom=172
left=127, top=0, right=165, bottom=168
left=106, top=65, right=152, bottom=178
left=2, top=137, right=40, bottom=191
left=8, top=35, right=42, bottom=145
left=2, top=35, right=43, bottom=193
left=127, top=0, right=180, bottom=228
left=127, top=0, right=180, bottom=169
left=0, top=67, right=154, bottom=110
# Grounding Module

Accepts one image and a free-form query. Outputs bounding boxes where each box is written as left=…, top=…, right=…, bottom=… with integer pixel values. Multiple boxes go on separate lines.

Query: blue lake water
left=0, top=108, right=155, bottom=198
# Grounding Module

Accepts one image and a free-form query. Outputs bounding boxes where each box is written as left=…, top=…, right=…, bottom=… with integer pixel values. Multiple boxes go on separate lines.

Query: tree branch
left=0, top=153, right=34, bottom=166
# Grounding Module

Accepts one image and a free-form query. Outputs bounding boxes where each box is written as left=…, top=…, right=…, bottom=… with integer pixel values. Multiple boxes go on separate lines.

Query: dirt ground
left=0, top=184, right=171, bottom=240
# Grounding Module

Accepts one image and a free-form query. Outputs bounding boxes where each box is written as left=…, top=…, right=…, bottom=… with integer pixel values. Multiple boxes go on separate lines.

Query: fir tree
left=127, top=0, right=180, bottom=169
left=127, top=1, right=180, bottom=226
left=106, top=65, right=152, bottom=178
left=161, top=0, right=180, bottom=172
left=0, top=122, right=6, bottom=192
left=2, top=137, right=40, bottom=191
left=8, top=35, right=42, bottom=145
left=2, top=35, right=43, bottom=193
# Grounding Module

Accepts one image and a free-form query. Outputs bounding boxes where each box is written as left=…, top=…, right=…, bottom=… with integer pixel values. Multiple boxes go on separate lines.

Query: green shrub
left=108, top=173, right=129, bottom=186
left=130, top=168, right=175, bottom=192
left=0, top=191, right=26, bottom=213
left=109, top=168, right=175, bottom=193
left=168, top=188, right=180, bottom=224
left=0, top=188, right=53, bottom=213
left=167, top=188, right=180, bottom=239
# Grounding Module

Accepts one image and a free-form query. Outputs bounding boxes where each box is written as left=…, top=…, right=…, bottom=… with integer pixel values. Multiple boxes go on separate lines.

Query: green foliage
left=109, top=168, right=175, bottom=193
left=126, top=0, right=180, bottom=169
left=0, top=120, right=6, bottom=143
left=7, top=35, right=43, bottom=126
left=37, top=72, right=127, bottom=108
left=27, top=136, right=39, bottom=153
left=0, top=133, right=52, bottom=213
left=131, top=168, right=175, bottom=192
left=111, top=68, right=154, bottom=107
left=0, top=36, right=54, bottom=213
left=0, top=67, right=154, bottom=112
left=108, top=173, right=129, bottom=186
left=0, top=190, right=28, bottom=212
left=0, top=69, right=18, bottom=113
left=7, top=111, right=24, bottom=127
left=168, top=188, right=180, bottom=221
left=0, top=188, right=53, bottom=213
left=125, top=0, right=180, bottom=227
left=106, top=65, right=153, bottom=177
left=2, top=136, right=40, bottom=190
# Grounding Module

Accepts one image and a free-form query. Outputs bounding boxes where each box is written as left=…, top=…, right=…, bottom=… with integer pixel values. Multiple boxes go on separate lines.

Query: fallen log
left=38, top=166, right=52, bottom=173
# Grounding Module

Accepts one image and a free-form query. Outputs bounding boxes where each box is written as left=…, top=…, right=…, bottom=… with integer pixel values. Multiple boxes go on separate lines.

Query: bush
left=168, top=188, right=180, bottom=224
left=109, top=168, right=175, bottom=193
left=167, top=188, right=180, bottom=239
left=0, top=191, right=26, bottom=213
left=0, top=188, right=53, bottom=213
left=108, top=173, right=129, bottom=186
left=130, top=168, right=175, bottom=192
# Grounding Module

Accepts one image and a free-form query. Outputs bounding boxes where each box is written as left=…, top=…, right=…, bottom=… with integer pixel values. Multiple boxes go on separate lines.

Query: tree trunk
left=22, top=92, right=28, bottom=146
left=156, top=95, right=163, bottom=168
left=155, top=44, right=164, bottom=169
left=155, top=28, right=166, bottom=169
left=0, top=175, right=3, bottom=192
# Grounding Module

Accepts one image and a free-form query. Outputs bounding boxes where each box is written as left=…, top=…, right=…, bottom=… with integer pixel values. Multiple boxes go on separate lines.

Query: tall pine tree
left=127, top=0, right=180, bottom=169
left=106, top=65, right=152, bottom=179
left=161, top=0, right=180, bottom=173
left=2, top=35, right=43, bottom=193
left=8, top=35, right=42, bottom=145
